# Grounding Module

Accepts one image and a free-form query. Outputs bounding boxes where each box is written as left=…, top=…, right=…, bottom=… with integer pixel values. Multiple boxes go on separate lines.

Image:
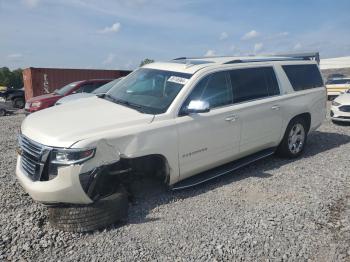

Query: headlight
left=31, top=101, right=42, bottom=108
left=332, top=101, right=341, bottom=107
left=51, top=148, right=95, bottom=165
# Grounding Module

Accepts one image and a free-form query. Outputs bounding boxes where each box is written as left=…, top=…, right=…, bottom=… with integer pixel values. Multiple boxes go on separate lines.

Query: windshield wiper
left=104, top=95, right=145, bottom=113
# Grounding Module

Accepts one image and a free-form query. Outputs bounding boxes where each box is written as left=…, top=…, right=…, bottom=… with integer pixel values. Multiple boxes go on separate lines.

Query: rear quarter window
left=282, top=64, right=324, bottom=91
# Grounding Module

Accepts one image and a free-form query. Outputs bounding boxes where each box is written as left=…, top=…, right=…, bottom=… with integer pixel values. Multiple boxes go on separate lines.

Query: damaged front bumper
left=15, top=134, right=125, bottom=205
left=16, top=156, right=93, bottom=204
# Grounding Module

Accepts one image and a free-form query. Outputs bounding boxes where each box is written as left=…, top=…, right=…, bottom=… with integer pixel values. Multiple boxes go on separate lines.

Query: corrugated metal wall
left=23, top=67, right=131, bottom=100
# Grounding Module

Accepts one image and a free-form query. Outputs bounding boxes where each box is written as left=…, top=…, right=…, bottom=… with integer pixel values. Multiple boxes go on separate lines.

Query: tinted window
left=229, top=67, right=279, bottom=103
left=83, top=83, right=99, bottom=93
left=75, top=83, right=96, bottom=93
left=326, top=79, right=350, bottom=85
left=54, top=81, right=81, bottom=95
left=282, top=64, right=323, bottom=91
left=183, top=71, right=233, bottom=109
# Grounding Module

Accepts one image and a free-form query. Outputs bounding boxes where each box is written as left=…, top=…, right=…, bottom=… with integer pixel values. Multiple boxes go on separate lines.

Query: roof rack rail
left=172, top=52, right=320, bottom=65
left=173, top=57, right=187, bottom=60
left=172, top=55, right=234, bottom=60
left=271, top=52, right=320, bottom=64
left=223, top=57, right=304, bottom=64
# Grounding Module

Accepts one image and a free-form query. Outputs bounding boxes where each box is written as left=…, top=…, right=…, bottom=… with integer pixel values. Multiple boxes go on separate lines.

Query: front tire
left=48, top=185, right=128, bottom=232
left=276, top=118, right=307, bottom=158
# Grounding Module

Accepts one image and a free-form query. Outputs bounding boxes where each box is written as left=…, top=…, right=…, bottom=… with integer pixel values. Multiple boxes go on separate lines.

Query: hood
left=21, top=97, right=154, bottom=147
left=56, top=93, right=96, bottom=105
left=28, top=93, right=61, bottom=102
left=334, top=93, right=350, bottom=105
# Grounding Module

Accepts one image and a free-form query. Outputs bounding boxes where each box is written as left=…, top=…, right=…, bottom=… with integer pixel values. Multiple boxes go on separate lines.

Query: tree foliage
left=140, top=58, right=154, bottom=67
left=0, top=67, right=23, bottom=89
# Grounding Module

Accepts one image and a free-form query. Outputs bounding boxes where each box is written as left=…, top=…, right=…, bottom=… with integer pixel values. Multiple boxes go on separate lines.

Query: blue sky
left=1, top=0, right=350, bottom=70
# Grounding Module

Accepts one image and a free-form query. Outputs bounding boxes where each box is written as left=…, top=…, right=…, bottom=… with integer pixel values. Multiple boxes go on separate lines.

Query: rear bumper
left=16, top=156, right=93, bottom=205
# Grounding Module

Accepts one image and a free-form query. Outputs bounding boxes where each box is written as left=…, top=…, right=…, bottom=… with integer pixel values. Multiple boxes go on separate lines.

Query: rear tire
left=48, top=185, right=128, bottom=232
left=276, top=117, right=307, bottom=158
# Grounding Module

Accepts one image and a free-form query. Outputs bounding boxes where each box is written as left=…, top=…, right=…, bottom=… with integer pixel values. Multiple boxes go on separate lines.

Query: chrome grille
left=20, top=136, right=42, bottom=160
left=18, top=135, right=50, bottom=181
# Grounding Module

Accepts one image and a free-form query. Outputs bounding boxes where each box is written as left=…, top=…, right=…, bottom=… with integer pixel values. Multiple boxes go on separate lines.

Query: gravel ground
left=0, top=108, right=349, bottom=261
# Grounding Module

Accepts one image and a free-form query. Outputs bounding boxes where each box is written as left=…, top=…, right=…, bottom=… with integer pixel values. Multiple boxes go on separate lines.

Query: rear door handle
left=271, top=105, right=280, bottom=110
left=225, top=115, right=238, bottom=122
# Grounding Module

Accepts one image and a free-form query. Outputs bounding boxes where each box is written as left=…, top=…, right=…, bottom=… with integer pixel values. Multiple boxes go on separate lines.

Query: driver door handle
left=271, top=105, right=280, bottom=111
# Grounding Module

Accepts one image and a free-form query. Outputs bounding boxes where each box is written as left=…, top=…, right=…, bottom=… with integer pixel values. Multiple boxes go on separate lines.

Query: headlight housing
left=51, top=148, right=96, bottom=165
left=332, top=101, right=341, bottom=107
left=31, top=101, right=42, bottom=108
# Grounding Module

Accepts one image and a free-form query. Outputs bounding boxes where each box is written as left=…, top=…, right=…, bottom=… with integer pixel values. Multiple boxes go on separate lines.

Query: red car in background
left=25, top=79, right=114, bottom=113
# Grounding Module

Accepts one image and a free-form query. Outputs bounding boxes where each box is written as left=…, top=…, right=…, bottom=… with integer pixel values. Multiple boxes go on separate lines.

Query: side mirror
left=185, top=100, right=210, bottom=114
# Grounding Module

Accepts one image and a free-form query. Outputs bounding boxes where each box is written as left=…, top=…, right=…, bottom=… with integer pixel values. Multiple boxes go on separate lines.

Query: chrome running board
left=172, top=147, right=276, bottom=190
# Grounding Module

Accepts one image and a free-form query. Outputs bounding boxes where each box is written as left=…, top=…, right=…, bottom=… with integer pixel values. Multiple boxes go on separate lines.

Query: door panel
left=229, top=66, right=283, bottom=155
left=176, top=106, right=241, bottom=180
left=238, top=98, right=282, bottom=154
left=176, top=71, right=240, bottom=180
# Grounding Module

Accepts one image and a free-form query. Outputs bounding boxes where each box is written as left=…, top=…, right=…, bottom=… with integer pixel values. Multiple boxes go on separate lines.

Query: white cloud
left=98, top=22, right=121, bottom=34
left=254, top=43, right=264, bottom=53
left=220, top=32, right=228, bottom=40
left=7, top=53, right=23, bottom=60
left=241, top=30, right=259, bottom=40
left=102, top=53, right=115, bottom=65
left=22, top=0, right=40, bottom=8
left=204, top=50, right=216, bottom=57
left=229, top=45, right=236, bottom=51
left=278, top=32, right=289, bottom=37
left=294, top=43, right=302, bottom=50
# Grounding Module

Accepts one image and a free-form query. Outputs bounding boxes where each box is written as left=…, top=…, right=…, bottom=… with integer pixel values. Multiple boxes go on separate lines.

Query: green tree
left=140, top=58, right=154, bottom=67
left=0, top=67, right=23, bottom=89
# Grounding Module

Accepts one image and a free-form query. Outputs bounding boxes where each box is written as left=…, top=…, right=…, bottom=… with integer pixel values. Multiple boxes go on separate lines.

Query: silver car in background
left=55, top=78, right=123, bottom=105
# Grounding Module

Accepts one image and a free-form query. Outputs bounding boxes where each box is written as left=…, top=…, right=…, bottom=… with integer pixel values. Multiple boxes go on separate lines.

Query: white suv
left=16, top=54, right=326, bottom=232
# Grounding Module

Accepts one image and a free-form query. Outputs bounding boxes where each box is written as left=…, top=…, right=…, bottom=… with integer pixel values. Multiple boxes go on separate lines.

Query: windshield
left=92, top=78, right=122, bottom=94
left=54, top=81, right=80, bottom=95
left=105, top=68, right=192, bottom=114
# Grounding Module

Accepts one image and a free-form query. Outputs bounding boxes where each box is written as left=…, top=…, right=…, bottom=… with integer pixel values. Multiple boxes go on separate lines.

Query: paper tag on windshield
left=168, top=76, right=189, bottom=85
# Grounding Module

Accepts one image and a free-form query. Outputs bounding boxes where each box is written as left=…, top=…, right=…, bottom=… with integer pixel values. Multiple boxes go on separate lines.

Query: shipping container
left=22, top=67, right=131, bottom=100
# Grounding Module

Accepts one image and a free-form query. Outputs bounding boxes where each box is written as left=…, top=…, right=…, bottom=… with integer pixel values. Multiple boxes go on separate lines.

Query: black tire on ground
left=276, top=117, right=307, bottom=158
left=0, top=108, right=6, bottom=117
left=12, top=97, right=25, bottom=109
left=48, top=186, right=128, bottom=232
